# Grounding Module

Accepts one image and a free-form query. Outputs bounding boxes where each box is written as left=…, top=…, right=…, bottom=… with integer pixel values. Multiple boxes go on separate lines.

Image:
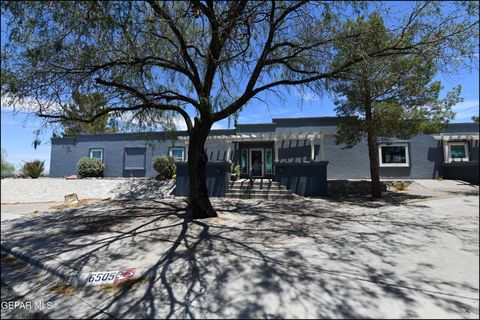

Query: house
left=50, top=117, right=480, bottom=195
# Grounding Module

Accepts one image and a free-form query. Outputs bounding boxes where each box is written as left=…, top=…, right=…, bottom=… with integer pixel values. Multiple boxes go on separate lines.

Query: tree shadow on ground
left=1, top=195, right=478, bottom=319
left=110, top=179, right=175, bottom=200
left=326, top=190, right=433, bottom=208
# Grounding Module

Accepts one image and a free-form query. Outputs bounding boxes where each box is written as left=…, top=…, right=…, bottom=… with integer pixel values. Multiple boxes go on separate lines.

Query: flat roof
left=52, top=116, right=478, bottom=140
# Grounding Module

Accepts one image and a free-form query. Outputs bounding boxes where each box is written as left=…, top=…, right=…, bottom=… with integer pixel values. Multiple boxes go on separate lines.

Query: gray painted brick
left=50, top=118, right=479, bottom=180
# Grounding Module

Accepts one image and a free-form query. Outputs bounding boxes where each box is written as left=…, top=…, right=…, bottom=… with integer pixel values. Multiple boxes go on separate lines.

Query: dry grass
left=1, top=253, right=27, bottom=269
left=99, top=276, right=153, bottom=292
left=49, top=199, right=93, bottom=210
left=48, top=283, right=76, bottom=295
left=391, top=182, right=411, bottom=191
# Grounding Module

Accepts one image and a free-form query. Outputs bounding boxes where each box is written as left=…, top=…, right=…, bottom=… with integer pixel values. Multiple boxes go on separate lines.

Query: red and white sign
left=114, top=268, right=136, bottom=284
left=85, top=268, right=137, bottom=286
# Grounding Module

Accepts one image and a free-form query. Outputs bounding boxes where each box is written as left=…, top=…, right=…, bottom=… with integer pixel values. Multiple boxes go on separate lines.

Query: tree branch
left=146, top=0, right=203, bottom=96
left=94, top=77, right=193, bottom=132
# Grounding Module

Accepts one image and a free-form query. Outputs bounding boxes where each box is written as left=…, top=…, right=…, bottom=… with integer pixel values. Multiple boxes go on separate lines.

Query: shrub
left=392, top=182, right=409, bottom=191
left=77, top=157, right=104, bottom=177
left=152, top=156, right=176, bottom=179
left=1, top=149, right=15, bottom=177
left=21, top=160, right=45, bottom=179
left=230, top=163, right=241, bottom=176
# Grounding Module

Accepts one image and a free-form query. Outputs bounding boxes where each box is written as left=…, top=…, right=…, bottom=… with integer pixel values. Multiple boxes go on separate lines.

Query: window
left=240, top=149, right=248, bottom=174
left=124, top=148, right=146, bottom=170
left=447, top=142, right=469, bottom=162
left=379, top=143, right=409, bottom=167
left=169, top=147, right=185, bottom=161
left=265, top=149, right=273, bottom=174
left=89, top=148, right=104, bottom=162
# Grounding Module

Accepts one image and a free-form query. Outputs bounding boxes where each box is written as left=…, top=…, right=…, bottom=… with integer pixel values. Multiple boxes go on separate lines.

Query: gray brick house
left=50, top=117, right=479, bottom=189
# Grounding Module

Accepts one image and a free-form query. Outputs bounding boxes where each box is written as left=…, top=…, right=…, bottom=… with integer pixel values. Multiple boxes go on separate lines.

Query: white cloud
left=212, top=121, right=228, bottom=130
left=172, top=116, right=188, bottom=131
left=452, top=99, right=479, bottom=121
left=171, top=116, right=229, bottom=130
left=1, top=94, right=61, bottom=113
left=295, top=90, right=320, bottom=102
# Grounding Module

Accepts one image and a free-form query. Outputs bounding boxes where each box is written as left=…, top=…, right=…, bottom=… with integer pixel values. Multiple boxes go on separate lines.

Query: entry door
left=249, top=149, right=263, bottom=177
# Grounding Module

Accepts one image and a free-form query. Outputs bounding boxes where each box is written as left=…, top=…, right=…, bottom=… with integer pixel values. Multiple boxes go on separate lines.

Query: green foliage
left=77, top=157, right=104, bottom=177
left=472, top=116, right=479, bottom=123
left=1, top=149, right=16, bottom=177
left=152, top=156, right=176, bottom=180
left=230, top=163, right=241, bottom=176
left=392, top=182, right=409, bottom=191
left=21, top=160, right=45, bottom=179
left=332, top=13, right=460, bottom=148
left=62, top=92, right=117, bottom=136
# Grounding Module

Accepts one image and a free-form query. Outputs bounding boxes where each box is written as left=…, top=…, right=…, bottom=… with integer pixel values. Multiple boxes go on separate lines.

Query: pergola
left=432, top=132, right=479, bottom=163
left=432, top=133, right=479, bottom=141
left=178, top=132, right=331, bottom=161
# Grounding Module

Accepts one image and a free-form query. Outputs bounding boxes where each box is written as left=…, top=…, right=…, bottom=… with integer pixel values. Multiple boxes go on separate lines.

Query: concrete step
left=229, top=181, right=286, bottom=190
left=227, top=178, right=297, bottom=200
left=225, top=193, right=298, bottom=200
left=227, top=188, right=292, bottom=194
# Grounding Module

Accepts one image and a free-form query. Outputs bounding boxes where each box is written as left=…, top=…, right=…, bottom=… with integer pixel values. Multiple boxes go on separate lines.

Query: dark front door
left=250, top=149, right=263, bottom=177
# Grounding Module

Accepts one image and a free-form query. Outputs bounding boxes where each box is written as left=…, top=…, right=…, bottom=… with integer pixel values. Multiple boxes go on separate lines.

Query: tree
left=61, top=92, right=117, bottom=136
left=331, top=13, right=462, bottom=198
left=472, top=116, right=480, bottom=123
left=1, top=1, right=478, bottom=218
left=1, top=149, right=15, bottom=177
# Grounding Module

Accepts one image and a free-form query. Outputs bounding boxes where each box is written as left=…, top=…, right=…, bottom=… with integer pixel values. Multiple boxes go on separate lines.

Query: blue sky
left=1, top=2, right=479, bottom=172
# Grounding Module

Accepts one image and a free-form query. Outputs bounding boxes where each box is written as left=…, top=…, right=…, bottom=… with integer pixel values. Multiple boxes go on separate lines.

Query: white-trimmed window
left=378, top=143, right=409, bottom=167
left=446, top=142, right=469, bottom=162
left=89, top=148, right=104, bottom=162
left=169, top=147, right=185, bottom=161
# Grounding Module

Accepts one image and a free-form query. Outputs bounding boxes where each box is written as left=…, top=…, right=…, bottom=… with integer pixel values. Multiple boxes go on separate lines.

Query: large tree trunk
left=362, top=74, right=382, bottom=199
left=367, top=130, right=382, bottom=198
left=186, top=118, right=217, bottom=219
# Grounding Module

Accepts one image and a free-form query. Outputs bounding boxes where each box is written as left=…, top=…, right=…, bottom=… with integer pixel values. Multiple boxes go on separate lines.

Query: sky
left=1, top=2, right=479, bottom=172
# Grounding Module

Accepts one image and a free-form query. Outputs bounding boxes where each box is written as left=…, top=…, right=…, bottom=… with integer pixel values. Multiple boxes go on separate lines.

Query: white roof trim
left=433, top=133, right=479, bottom=141
left=178, top=132, right=328, bottom=141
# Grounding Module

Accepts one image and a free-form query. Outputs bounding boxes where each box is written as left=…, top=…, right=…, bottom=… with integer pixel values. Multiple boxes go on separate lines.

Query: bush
left=77, top=157, right=104, bottom=177
left=152, top=156, right=176, bottom=179
left=21, top=160, right=45, bottom=179
left=1, top=148, right=15, bottom=177
left=230, top=163, right=241, bottom=176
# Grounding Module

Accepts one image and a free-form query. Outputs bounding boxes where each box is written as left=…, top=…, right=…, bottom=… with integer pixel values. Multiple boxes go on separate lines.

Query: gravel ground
left=1, top=178, right=478, bottom=318
left=1, top=178, right=175, bottom=204
left=1, top=181, right=478, bottom=319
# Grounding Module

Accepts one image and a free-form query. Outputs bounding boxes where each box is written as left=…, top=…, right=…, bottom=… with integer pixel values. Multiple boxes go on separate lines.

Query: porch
left=173, top=161, right=329, bottom=198
left=179, top=131, right=329, bottom=179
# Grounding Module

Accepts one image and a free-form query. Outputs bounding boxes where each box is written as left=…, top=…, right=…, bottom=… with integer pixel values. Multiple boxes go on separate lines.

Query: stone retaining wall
left=327, top=180, right=413, bottom=196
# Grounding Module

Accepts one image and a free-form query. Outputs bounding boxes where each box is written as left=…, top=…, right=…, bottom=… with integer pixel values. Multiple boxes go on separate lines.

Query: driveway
left=1, top=180, right=478, bottom=318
